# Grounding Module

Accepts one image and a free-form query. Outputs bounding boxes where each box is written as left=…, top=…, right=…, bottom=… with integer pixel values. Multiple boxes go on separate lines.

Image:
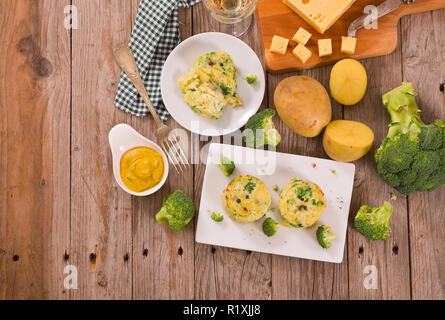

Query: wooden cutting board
left=256, top=0, right=445, bottom=73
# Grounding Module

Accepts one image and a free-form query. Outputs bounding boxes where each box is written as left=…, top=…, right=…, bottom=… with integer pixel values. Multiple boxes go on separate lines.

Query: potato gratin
left=279, top=178, right=326, bottom=228
left=178, top=51, right=242, bottom=119
left=222, top=175, right=271, bottom=224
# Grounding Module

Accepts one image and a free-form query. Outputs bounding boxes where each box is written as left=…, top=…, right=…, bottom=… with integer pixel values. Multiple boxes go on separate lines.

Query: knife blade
left=347, top=0, right=403, bottom=37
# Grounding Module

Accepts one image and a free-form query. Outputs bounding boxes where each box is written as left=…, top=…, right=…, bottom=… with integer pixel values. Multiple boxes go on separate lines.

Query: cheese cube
left=292, top=43, right=312, bottom=64
left=292, top=27, right=312, bottom=45
left=283, top=0, right=356, bottom=34
left=341, top=36, right=357, bottom=54
left=270, top=35, right=289, bottom=55
left=318, top=39, right=332, bottom=57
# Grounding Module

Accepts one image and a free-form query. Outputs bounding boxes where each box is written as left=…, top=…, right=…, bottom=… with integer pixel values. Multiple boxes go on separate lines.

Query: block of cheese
left=292, top=27, right=312, bottom=45
left=318, top=39, right=332, bottom=57
left=341, top=36, right=357, bottom=54
left=292, top=43, right=312, bottom=64
left=283, top=0, right=356, bottom=34
left=270, top=35, right=289, bottom=54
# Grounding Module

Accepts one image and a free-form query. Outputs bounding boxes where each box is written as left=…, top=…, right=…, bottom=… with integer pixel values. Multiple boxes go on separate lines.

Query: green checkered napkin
left=115, top=0, right=201, bottom=122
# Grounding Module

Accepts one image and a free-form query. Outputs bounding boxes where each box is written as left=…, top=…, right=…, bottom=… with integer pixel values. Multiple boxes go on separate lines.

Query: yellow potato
left=329, top=59, right=367, bottom=106
left=323, top=120, right=374, bottom=162
left=274, top=75, right=331, bottom=138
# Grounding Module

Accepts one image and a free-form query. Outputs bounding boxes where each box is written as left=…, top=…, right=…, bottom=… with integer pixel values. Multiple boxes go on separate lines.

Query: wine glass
left=203, top=0, right=258, bottom=38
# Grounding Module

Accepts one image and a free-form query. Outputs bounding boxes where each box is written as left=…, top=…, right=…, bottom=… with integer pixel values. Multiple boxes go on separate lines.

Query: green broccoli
left=155, top=190, right=195, bottom=231
left=218, top=157, right=235, bottom=176
left=211, top=212, right=224, bottom=222
left=316, top=225, right=337, bottom=249
left=243, top=108, right=282, bottom=148
left=245, top=74, right=258, bottom=85
left=354, top=201, right=394, bottom=240
left=375, top=82, right=445, bottom=194
left=262, top=217, right=279, bottom=237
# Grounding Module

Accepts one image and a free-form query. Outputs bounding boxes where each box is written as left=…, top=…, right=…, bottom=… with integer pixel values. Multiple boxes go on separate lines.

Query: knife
left=347, top=0, right=415, bottom=37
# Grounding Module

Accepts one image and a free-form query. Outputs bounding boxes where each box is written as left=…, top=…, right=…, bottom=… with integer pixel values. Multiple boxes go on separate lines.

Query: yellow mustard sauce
left=120, top=147, right=164, bottom=192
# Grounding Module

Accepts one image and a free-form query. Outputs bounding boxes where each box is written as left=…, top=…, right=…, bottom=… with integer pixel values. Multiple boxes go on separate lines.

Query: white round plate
left=161, top=32, right=265, bottom=136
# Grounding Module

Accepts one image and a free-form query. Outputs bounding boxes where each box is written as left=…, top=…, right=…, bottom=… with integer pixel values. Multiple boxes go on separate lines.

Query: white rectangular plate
left=196, top=143, right=356, bottom=263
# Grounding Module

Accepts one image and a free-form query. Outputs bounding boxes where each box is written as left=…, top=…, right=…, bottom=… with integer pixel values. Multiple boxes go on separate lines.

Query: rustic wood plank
left=268, top=65, right=348, bottom=299
left=192, top=3, right=273, bottom=300
left=131, top=3, right=195, bottom=300
left=344, top=27, right=411, bottom=299
left=2, top=0, right=444, bottom=300
left=70, top=0, right=135, bottom=299
left=0, top=0, right=71, bottom=299
left=402, top=9, right=445, bottom=300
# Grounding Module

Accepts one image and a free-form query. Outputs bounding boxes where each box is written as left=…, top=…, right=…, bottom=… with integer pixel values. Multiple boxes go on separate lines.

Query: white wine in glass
left=203, top=0, right=258, bottom=37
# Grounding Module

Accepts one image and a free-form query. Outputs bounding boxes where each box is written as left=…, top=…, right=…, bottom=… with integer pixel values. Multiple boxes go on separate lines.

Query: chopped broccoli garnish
left=391, top=193, right=397, bottom=201
left=316, top=225, right=337, bottom=249
left=272, top=184, right=280, bottom=192
left=312, top=199, right=324, bottom=206
left=290, top=223, right=303, bottom=228
left=244, top=178, right=256, bottom=193
left=219, top=83, right=231, bottom=95
left=375, top=82, right=445, bottom=194
left=354, top=201, right=394, bottom=240
left=296, top=185, right=312, bottom=201
left=243, top=108, right=281, bottom=148
left=236, top=259, right=242, bottom=264
left=262, top=217, right=279, bottom=237
left=245, top=74, right=258, bottom=85
left=218, top=157, right=235, bottom=176
left=155, top=190, right=195, bottom=231
left=211, top=212, right=224, bottom=222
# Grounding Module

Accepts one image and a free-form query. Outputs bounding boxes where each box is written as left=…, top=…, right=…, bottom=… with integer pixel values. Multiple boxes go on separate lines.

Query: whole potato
left=274, top=76, right=331, bottom=138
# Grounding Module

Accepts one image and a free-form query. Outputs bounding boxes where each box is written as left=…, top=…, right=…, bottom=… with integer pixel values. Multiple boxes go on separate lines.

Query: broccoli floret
left=262, top=217, right=279, bottom=237
left=211, top=212, right=224, bottom=222
left=155, top=190, right=195, bottom=231
left=316, top=225, right=337, bottom=249
left=245, top=74, right=258, bottom=85
left=243, top=108, right=281, bottom=148
left=375, top=82, right=445, bottom=194
left=218, top=157, right=235, bottom=176
left=354, top=201, right=393, bottom=240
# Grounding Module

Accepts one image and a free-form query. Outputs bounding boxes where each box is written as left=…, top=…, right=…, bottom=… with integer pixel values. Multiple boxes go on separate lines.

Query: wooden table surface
left=0, top=1, right=444, bottom=300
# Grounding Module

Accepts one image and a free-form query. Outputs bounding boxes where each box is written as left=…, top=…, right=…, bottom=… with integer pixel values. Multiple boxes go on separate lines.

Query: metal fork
left=113, top=44, right=189, bottom=173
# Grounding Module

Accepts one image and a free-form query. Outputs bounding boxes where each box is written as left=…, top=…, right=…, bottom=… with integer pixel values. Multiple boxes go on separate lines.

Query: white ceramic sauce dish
left=108, top=124, right=169, bottom=196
